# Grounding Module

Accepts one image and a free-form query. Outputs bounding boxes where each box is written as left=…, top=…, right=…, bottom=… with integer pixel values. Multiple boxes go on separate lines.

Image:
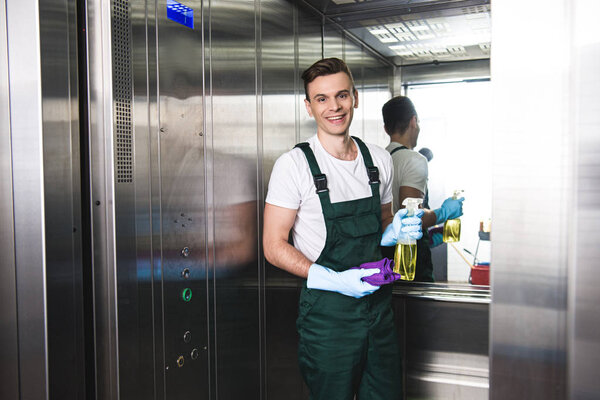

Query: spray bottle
left=443, top=190, right=464, bottom=243
left=394, top=197, right=423, bottom=281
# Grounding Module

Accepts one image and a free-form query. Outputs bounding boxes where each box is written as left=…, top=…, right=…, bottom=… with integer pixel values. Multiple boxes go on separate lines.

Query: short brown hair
left=301, top=58, right=356, bottom=101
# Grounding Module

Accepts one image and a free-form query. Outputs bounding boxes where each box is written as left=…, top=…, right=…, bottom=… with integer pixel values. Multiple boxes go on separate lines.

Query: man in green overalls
left=263, top=58, right=423, bottom=400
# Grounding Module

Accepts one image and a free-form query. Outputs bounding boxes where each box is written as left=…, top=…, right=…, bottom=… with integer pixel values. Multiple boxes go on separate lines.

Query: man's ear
left=304, top=98, right=313, bottom=117
left=410, top=115, right=418, bottom=127
left=353, top=89, right=359, bottom=108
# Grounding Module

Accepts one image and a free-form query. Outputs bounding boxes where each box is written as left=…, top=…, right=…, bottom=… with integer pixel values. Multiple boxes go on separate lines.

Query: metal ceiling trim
left=299, top=0, right=396, bottom=68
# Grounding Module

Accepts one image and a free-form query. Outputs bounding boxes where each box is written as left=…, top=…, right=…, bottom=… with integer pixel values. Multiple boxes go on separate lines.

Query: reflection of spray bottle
left=394, top=197, right=423, bottom=281
left=443, top=190, right=464, bottom=243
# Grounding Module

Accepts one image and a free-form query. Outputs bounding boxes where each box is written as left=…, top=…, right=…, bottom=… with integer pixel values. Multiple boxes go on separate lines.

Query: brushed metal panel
left=209, top=0, right=261, bottom=398
left=38, top=0, right=85, bottom=398
left=86, top=0, right=120, bottom=398
left=360, top=57, right=391, bottom=149
left=297, top=5, right=323, bottom=141
left=343, top=37, right=365, bottom=139
left=569, top=2, right=600, bottom=397
left=115, top=0, right=157, bottom=398
left=401, top=298, right=489, bottom=400
left=490, top=1, right=568, bottom=398
left=265, top=287, right=308, bottom=399
left=5, top=0, right=49, bottom=398
left=261, top=0, right=296, bottom=226
left=261, top=1, right=303, bottom=397
left=156, top=0, right=209, bottom=398
left=323, top=22, right=343, bottom=59
left=0, top=2, right=19, bottom=399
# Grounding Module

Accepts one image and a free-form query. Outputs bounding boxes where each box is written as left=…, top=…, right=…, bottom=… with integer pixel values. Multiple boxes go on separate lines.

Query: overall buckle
left=313, top=174, right=328, bottom=194
left=367, top=166, right=380, bottom=185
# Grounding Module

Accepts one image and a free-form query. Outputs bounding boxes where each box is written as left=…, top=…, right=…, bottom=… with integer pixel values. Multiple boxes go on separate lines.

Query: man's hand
left=434, top=196, right=465, bottom=224
left=381, top=208, right=424, bottom=246
left=307, top=263, right=380, bottom=298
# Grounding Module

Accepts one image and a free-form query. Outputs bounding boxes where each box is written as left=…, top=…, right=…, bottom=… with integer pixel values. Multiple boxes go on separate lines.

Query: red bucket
left=470, top=262, right=490, bottom=286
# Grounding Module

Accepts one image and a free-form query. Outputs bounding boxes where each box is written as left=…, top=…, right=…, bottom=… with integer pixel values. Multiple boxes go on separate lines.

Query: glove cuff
left=434, top=208, right=445, bottom=224
left=307, top=263, right=335, bottom=291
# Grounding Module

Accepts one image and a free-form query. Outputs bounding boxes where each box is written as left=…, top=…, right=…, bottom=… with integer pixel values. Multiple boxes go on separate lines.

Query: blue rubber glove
left=430, top=232, right=443, bottom=248
left=434, top=197, right=465, bottom=224
left=307, top=263, right=380, bottom=298
left=380, top=208, right=424, bottom=246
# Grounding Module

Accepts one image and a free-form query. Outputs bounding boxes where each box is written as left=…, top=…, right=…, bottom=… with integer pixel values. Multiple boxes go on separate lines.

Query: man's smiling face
left=304, top=72, right=358, bottom=138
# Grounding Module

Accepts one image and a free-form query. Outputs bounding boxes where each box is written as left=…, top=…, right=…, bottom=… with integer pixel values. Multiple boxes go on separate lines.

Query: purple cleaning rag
left=351, top=257, right=402, bottom=286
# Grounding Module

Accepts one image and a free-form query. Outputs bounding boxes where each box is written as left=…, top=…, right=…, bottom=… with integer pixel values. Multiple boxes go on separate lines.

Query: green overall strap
left=294, top=143, right=335, bottom=217
left=390, top=145, right=408, bottom=155
left=352, top=136, right=381, bottom=201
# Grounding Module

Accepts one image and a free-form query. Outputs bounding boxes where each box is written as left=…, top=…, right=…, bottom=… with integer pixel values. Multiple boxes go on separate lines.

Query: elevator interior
left=2, top=0, right=599, bottom=399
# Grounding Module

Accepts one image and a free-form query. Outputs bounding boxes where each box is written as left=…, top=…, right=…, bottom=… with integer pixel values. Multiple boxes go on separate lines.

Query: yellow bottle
left=394, top=197, right=422, bottom=281
left=394, top=243, right=417, bottom=281
left=443, top=190, right=464, bottom=243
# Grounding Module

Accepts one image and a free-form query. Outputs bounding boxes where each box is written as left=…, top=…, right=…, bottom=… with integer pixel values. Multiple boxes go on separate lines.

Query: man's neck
left=317, top=132, right=357, bottom=161
left=389, top=132, right=413, bottom=149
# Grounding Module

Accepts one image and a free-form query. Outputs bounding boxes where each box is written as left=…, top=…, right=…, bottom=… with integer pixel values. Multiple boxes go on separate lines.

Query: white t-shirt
left=385, top=142, right=428, bottom=214
left=266, top=135, right=393, bottom=262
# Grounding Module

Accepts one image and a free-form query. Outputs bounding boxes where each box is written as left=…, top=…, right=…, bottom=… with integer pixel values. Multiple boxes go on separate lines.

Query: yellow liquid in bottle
left=443, top=218, right=461, bottom=243
left=394, top=243, right=417, bottom=281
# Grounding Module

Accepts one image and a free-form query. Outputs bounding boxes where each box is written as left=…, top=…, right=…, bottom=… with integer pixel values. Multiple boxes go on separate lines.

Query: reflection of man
left=213, top=152, right=257, bottom=275
left=263, top=58, right=422, bottom=399
left=382, top=96, right=464, bottom=282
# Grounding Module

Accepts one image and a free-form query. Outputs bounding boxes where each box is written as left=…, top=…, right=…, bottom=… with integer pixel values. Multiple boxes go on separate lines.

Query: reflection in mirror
left=406, top=81, right=492, bottom=286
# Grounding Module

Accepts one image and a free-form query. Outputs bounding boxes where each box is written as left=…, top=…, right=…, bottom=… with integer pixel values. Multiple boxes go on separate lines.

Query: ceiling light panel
left=360, top=8, right=490, bottom=63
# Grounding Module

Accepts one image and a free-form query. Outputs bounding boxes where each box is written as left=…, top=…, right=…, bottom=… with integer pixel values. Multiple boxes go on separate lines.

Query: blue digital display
left=167, top=0, right=194, bottom=29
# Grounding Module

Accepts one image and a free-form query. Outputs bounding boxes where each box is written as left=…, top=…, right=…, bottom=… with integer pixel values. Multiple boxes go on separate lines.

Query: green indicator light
left=182, top=288, right=192, bottom=302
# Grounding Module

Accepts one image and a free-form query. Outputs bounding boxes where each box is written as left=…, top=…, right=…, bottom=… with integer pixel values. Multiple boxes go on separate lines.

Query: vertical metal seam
left=254, top=1, right=267, bottom=399
left=342, top=29, right=345, bottom=60
left=320, top=13, right=324, bottom=59
left=293, top=3, right=299, bottom=143
left=107, top=1, right=121, bottom=397
left=202, top=0, right=217, bottom=398
left=143, top=0, right=155, bottom=396
left=147, top=0, right=167, bottom=398
left=565, top=1, right=577, bottom=396
left=82, top=4, right=100, bottom=396
left=2, top=1, right=21, bottom=397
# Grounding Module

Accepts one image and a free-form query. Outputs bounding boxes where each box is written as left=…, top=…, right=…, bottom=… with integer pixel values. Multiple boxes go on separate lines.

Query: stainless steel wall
left=2, top=0, right=85, bottom=399
left=39, top=0, right=86, bottom=398
left=569, top=3, right=600, bottom=398
left=0, top=2, right=19, bottom=399
left=491, top=0, right=567, bottom=397
left=397, top=293, right=489, bottom=400
left=2, top=0, right=393, bottom=398
left=208, top=0, right=261, bottom=398
left=490, top=0, right=600, bottom=398
left=4, top=1, right=49, bottom=397
left=84, top=1, right=394, bottom=399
